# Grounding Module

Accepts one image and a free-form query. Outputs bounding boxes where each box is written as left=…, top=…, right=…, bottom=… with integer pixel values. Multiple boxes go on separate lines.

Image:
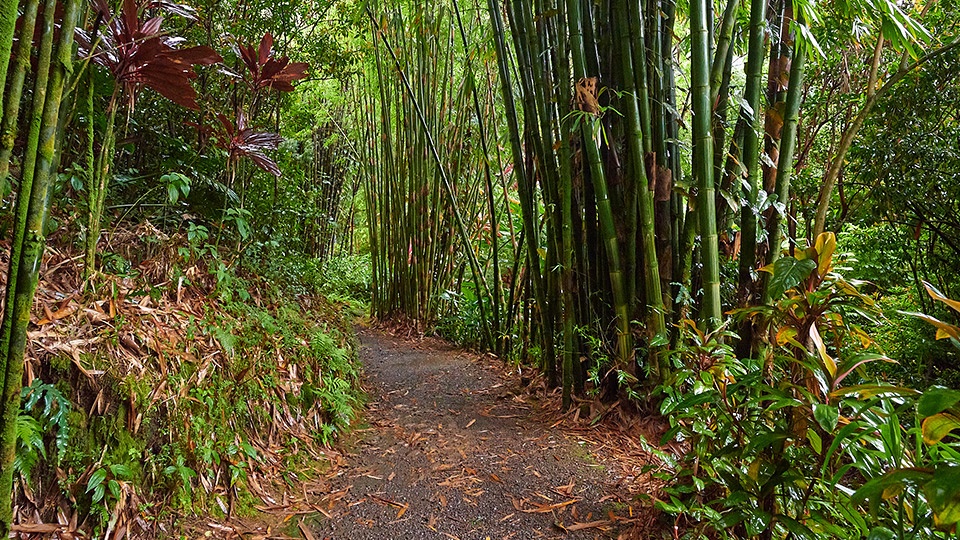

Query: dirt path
left=307, top=328, right=630, bottom=540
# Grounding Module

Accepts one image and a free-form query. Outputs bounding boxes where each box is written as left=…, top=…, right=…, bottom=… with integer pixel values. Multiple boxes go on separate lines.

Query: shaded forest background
left=0, top=0, right=957, bottom=536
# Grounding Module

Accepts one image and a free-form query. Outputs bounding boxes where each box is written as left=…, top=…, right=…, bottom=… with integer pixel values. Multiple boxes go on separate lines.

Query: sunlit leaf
left=923, top=281, right=960, bottom=315
left=922, top=412, right=960, bottom=445
left=809, top=323, right=837, bottom=379
left=829, top=384, right=920, bottom=400
left=813, top=232, right=837, bottom=277
left=901, top=311, right=960, bottom=340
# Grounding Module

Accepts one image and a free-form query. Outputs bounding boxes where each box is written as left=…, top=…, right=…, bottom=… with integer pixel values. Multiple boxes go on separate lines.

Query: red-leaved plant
left=236, top=32, right=308, bottom=92
left=76, top=0, right=222, bottom=110
left=215, top=112, right=283, bottom=177
left=76, top=0, right=221, bottom=281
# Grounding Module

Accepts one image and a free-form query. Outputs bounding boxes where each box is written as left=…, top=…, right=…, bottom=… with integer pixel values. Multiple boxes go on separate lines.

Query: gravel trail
left=309, top=328, right=626, bottom=540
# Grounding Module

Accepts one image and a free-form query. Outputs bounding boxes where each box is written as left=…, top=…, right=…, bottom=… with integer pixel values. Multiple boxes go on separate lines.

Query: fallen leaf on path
left=311, top=505, right=333, bottom=519
left=298, top=519, right=318, bottom=540
left=564, top=519, right=613, bottom=531
left=369, top=494, right=406, bottom=509
left=522, top=498, right=580, bottom=513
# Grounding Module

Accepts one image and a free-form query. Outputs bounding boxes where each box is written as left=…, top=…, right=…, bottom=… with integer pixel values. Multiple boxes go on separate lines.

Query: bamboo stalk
left=567, top=0, right=633, bottom=368
left=763, top=17, right=807, bottom=302
left=690, top=0, right=722, bottom=329
left=0, top=0, right=80, bottom=531
left=736, top=0, right=769, bottom=304
left=615, top=0, right=665, bottom=378
left=0, top=0, right=42, bottom=194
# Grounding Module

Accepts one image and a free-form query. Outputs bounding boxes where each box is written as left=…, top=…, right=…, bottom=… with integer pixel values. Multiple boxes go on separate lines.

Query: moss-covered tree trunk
left=0, top=0, right=80, bottom=533
left=0, top=0, right=43, bottom=194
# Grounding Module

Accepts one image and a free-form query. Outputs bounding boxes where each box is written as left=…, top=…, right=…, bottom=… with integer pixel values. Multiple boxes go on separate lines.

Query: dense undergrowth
left=9, top=225, right=367, bottom=537
left=425, top=233, right=960, bottom=539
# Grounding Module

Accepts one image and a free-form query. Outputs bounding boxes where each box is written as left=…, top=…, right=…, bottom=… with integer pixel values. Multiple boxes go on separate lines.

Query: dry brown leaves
left=8, top=223, right=352, bottom=539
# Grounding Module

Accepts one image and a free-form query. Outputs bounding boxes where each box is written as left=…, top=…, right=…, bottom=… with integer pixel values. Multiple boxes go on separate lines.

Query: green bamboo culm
left=690, top=0, right=722, bottom=329
left=0, top=0, right=58, bottom=432
left=0, top=0, right=43, bottom=195
left=363, top=2, right=499, bottom=350
left=566, top=0, right=634, bottom=369
left=763, top=11, right=808, bottom=303
left=557, top=0, right=578, bottom=407
left=736, top=0, right=768, bottom=303
left=84, top=87, right=118, bottom=284
left=0, top=0, right=18, bottom=115
left=0, top=0, right=81, bottom=532
left=485, top=0, right=556, bottom=373
left=452, top=0, right=504, bottom=355
left=614, top=0, right=666, bottom=378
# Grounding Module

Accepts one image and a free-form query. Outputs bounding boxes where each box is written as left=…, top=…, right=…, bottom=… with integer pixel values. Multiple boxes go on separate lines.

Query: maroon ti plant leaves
left=237, top=33, right=308, bottom=92
left=215, top=112, right=283, bottom=177
left=76, top=0, right=222, bottom=110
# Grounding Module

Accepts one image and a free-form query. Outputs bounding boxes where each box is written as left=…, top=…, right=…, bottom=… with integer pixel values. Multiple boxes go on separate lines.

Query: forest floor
left=295, top=327, right=667, bottom=540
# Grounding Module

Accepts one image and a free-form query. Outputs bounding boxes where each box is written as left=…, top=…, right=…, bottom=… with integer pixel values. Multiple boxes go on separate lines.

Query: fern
left=15, top=379, right=72, bottom=481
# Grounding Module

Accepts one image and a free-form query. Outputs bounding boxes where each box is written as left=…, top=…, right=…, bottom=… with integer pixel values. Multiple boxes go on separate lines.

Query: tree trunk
left=0, top=0, right=80, bottom=531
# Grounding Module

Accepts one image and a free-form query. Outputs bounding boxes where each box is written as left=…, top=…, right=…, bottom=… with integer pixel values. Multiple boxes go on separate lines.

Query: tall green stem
left=690, top=0, right=721, bottom=328
left=0, top=0, right=42, bottom=193
left=736, top=0, right=768, bottom=303
left=0, top=0, right=80, bottom=531
left=616, top=0, right=665, bottom=377
left=763, top=24, right=807, bottom=303
left=567, top=0, right=633, bottom=369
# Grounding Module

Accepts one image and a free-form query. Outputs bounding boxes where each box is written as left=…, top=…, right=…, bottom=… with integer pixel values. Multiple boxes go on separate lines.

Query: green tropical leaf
left=918, top=386, right=960, bottom=418
left=922, top=466, right=960, bottom=527
left=853, top=468, right=933, bottom=517
left=778, top=515, right=817, bottom=538
left=109, top=463, right=133, bottom=479
left=813, top=403, right=839, bottom=432
left=87, top=468, right=107, bottom=493
left=761, top=256, right=817, bottom=299
left=867, top=527, right=896, bottom=540
left=830, top=384, right=919, bottom=400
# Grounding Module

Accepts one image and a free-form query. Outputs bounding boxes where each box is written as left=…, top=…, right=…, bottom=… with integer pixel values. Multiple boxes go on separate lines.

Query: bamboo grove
left=360, top=0, right=944, bottom=406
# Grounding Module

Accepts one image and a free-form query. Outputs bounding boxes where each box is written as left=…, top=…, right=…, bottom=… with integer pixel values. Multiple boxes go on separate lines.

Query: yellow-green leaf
left=922, top=412, right=960, bottom=445
left=814, top=232, right=836, bottom=277
left=922, top=466, right=960, bottom=528
left=923, top=281, right=960, bottom=315
left=904, top=312, right=960, bottom=341
left=810, top=322, right=837, bottom=379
